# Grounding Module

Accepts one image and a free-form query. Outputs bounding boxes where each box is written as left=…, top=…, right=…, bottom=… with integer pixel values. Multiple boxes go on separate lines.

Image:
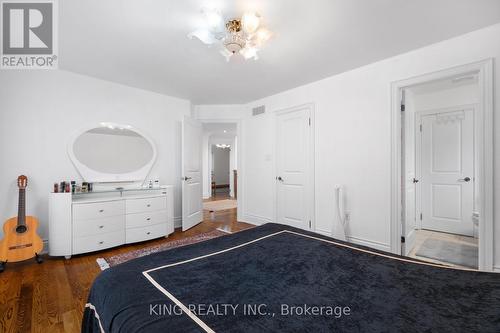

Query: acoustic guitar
left=0, top=175, right=43, bottom=272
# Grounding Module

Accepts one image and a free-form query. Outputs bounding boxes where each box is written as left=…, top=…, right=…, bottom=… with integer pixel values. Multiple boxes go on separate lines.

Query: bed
left=82, top=223, right=500, bottom=333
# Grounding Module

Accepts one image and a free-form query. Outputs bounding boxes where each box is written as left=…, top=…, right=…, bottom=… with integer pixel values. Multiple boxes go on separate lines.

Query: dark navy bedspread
left=82, top=223, right=500, bottom=333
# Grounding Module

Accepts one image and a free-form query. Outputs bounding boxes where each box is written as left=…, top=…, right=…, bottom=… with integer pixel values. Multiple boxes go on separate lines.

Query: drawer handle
left=99, top=241, right=104, bottom=245
left=99, top=209, right=104, bottom=213
left=99, top=225, right=104, bottom=229
left=146, top=218, right=151, bottom=221
left=146, top=232, right=151, bottom=235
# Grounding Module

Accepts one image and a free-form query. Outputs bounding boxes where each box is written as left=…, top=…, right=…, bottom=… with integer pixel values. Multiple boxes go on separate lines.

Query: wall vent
left=252, top=105, right=266, bottom=116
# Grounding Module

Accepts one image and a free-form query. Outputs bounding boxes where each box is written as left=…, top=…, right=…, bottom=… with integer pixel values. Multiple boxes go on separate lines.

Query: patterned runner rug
left=96, top=229, right=228, bottom=270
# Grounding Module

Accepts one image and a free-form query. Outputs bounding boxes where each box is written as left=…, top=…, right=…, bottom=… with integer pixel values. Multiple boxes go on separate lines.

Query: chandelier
left=188, top=9, right=272, bottom=61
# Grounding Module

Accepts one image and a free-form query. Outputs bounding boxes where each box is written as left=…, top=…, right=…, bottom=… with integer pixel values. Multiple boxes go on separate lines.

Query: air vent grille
left=252, top=105, right=265, bottom=116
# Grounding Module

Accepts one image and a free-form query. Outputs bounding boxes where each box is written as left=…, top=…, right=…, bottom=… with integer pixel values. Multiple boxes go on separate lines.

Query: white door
left=419, top=109, right=474, bottom=236
left=402, top=103, right=417, bottom=255
left=182, top=116, right=203, bottom=231
left=275, top=106, right=312, bottom=230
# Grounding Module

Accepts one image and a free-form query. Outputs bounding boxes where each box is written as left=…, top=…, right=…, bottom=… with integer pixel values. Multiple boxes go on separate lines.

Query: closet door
left=275, top=106, right=312, bottom=230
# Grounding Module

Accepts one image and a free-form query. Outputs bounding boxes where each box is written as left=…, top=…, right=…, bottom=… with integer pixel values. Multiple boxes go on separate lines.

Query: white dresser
left=48, top=186, right=174, bottom=258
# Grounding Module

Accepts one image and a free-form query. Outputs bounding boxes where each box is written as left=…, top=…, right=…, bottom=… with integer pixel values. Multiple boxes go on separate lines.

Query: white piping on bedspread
left=142, top=272, right=216, bottom=333
left=85, top=303, right=106, bottom=333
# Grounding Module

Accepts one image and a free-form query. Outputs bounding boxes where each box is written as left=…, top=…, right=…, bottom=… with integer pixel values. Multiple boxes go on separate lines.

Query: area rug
left=203, top=199, right=237, bottom=212
left=415, top=238, right=478, bottom=268
left=96, top=229, right=228, bottom=270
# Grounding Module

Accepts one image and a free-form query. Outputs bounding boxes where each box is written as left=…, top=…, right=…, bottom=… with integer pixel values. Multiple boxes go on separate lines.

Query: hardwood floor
left=0, top=208, right=253, bottom=333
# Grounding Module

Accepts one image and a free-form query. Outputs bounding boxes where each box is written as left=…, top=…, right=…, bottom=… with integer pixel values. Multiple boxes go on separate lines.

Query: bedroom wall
left=212, top=146, right=230, bottom=185
left=0, top=70, right=191, bottom=240
left=237, top=23, right=500, bottom=266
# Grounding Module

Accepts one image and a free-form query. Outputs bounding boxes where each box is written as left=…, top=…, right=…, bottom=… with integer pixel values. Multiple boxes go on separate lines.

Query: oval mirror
left=69, top=123, right=157, bottom=182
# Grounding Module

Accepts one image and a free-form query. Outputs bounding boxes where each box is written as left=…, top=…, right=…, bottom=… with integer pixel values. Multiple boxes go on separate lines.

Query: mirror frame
left=68, top=122, right=157, bottom=183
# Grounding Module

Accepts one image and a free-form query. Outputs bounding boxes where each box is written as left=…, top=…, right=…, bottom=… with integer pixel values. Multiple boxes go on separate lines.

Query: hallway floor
left=408, top=229, right=478, bottom=269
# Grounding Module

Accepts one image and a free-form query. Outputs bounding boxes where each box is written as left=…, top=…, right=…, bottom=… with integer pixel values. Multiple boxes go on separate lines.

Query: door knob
left=277, top=176, right=284, bottom=182
left=458, top=177, right=471, bottom=182
left=183, top=176, right=192, bottom=181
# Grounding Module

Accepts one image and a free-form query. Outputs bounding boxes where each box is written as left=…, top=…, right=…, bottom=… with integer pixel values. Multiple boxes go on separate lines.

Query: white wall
left=0, top=70, right=191, bottom=240
left=237, top=23, right=500, bottom=262
left=194, top=105, right=247, bottom=120
left=411, top=83, right=479, bottom=111
left=212, top=146, right=230, bottom=185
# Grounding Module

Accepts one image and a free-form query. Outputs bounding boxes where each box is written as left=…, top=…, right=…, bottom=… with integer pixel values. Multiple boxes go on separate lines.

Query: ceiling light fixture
left=216, top=144, right=231, bottom=149
left=188, top=9, right=272, bottom=61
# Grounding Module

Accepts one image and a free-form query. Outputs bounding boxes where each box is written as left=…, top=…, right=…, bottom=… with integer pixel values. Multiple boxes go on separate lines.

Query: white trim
left=315, top=228, right=391, bottom=252
left=241, top=213, right=273, bottom=226
left=390, top=59, right=494, bottom=271
left=68, top=122, right=157, bottom=183
left=272, top=103, right=316, bottom=231
left=84, top=303, right=105, bottom=333
left=174, top=216, right=182, bottom=228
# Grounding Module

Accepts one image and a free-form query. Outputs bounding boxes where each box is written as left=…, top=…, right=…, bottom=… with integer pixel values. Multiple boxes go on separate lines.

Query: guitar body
left=0, top=175, right=44, bottom=265
left=0, top=216, right=43, bottom=262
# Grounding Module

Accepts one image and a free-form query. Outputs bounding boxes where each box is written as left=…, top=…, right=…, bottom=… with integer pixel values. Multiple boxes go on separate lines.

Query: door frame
left=199, top=118, right=243, bottom=221
left=272, top=103, right=316, bottom=231
left=415, top=105, right=476, bottom=235
left=390, top=59, right=494, bottom=271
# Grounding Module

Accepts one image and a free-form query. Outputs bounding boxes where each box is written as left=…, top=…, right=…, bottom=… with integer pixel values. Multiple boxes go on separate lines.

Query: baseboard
left=241, top=213, right=273, bottom=226
left=493, top=266, right=500, bottom=273
left=41, top=239, right=49, bottom=254
left=315, top=228, right=391, bottom=252
left=174, top=216, right=182, bottom=228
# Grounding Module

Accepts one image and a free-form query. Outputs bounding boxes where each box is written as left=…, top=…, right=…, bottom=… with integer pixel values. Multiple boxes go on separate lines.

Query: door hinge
left=309, top=220, right=312, bottom=229
left=419, top=124, right=422, bottom=132
left=401, top=236, right=406, bottom=243
left=401, top=104, right=405, bottom=112
left=420, top=213, right=423, bottom=221
left=308, top=117, right=311, bottom=126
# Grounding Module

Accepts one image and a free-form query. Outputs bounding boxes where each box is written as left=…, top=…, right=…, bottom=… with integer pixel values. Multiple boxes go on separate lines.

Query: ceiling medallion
left=188, top=9, right=272, bottom=61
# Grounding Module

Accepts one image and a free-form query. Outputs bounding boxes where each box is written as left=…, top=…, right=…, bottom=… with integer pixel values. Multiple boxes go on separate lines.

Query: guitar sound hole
left=16, top=225, right=28, bottom=233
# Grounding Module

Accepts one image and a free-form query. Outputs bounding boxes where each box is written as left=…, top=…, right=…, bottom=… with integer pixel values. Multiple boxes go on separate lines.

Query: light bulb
left=254, top=28, right=271, bottom=46
left=240, top=46, right=258, bottom=60
left=203, top=8, right=223, bottom=30
left=241, top=12, right=260, bottom=34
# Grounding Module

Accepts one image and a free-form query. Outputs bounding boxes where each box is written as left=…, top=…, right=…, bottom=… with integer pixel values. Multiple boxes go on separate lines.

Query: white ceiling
left=59, top=0, right=500, bottom=104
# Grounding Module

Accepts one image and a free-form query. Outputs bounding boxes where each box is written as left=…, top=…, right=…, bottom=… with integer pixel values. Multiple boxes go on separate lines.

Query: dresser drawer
left=73, top=200, right=125, bottom=220
left=126, top=210, right=167, bottom=229
left=126, top=223, right=167, bottom=244
left=73, top=230, right=125, bottom=255
left=126, top=196, right=166, bottom=214
left=73, top=215, right=125, bottom=238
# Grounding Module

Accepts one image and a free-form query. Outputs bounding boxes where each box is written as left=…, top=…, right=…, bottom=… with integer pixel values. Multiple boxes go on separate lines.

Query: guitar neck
left=18, top=189, right=26, bottom=226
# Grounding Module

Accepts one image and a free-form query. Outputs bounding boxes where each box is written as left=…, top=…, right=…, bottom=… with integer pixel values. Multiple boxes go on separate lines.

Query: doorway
left=391, top=60, right=494, bottom=271
left=201, top=122, right=239, bottom=229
